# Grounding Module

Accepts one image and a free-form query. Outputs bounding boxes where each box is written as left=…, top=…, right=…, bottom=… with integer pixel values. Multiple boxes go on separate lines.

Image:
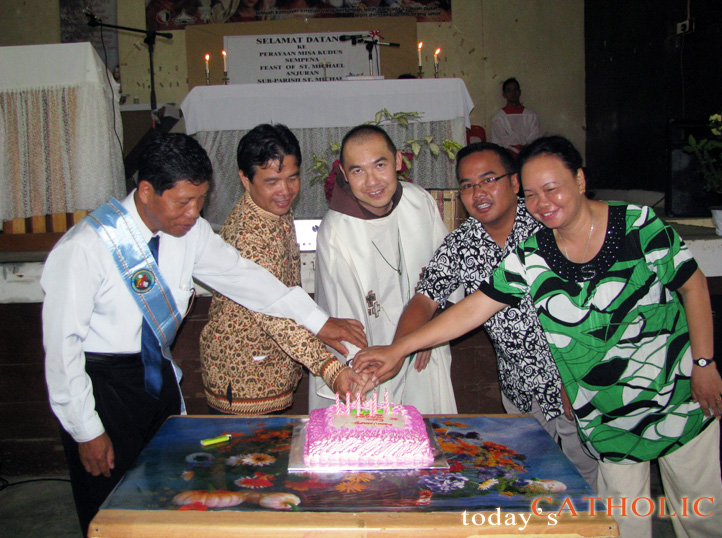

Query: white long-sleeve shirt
left=490, top=106, right=542, bottom=153
left=42, top=191, right=328, bottom=442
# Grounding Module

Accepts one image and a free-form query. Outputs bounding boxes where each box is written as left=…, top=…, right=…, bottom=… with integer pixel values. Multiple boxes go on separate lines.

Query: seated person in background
left=42, top=132, right=365, bottom=536
left=200, top=124, right=368, bottom=414
left=490, top=77, right=542, bottom=156
left=391, top=142, right=596, bottom=487
left=309, top=124, right=457, bottom=414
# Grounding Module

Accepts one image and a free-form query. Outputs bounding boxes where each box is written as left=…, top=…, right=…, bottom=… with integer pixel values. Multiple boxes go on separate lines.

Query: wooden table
left=89, top=415, right=617, bottom=537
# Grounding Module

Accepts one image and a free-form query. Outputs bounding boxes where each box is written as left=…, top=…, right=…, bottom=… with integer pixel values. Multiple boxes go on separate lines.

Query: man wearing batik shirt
left=199, top=124, right=367, bottom=414
left=392, top=142, right=597, bottom=487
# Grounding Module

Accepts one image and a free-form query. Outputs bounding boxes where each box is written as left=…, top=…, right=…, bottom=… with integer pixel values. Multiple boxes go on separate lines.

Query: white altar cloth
left=0, top=42, right=124, bottom=221
left=182, top=78, right=474, bottom=134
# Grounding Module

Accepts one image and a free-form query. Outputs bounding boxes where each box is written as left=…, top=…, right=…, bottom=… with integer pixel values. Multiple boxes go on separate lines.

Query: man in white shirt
left=490, top=77, right=542, bottom=156
left=308, top=124, right=457, bottom=414
left=42, top=133, right=366, bottom=536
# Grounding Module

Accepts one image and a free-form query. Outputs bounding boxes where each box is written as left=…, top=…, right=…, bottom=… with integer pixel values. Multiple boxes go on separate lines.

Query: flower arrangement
left=684, top=113, right=722, bottom=194
left=310, top=109, right=463, bottom=202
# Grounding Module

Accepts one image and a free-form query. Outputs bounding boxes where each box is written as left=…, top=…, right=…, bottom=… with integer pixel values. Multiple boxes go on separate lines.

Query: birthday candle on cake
left=371, top=391, right=378, bottom=414
left=356, top=391, right=361, bottom=413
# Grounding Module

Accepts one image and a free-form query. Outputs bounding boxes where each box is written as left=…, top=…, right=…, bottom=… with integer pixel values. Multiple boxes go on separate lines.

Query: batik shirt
left=480, top=203, right=710, bottom=463
left=199, top=193, right=345, bottom=414
left=417, top=199, right=564, bottom=421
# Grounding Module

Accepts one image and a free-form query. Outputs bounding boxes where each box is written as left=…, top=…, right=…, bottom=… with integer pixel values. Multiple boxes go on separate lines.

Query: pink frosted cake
left=303, top=392, right=434, bottom=468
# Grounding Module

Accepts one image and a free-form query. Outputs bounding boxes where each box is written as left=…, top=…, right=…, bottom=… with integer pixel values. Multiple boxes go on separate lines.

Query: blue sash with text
left=85, top=199, right=185, bottom=409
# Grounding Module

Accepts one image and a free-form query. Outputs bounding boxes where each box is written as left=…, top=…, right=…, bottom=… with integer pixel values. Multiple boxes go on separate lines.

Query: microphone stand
left=352, top=37, right=401, bottom=77
left=86, top=13, right=172, bottom=116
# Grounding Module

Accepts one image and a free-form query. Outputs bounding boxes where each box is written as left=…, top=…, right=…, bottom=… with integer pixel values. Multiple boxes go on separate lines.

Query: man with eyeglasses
left=381, top=142, right=597, bottom=487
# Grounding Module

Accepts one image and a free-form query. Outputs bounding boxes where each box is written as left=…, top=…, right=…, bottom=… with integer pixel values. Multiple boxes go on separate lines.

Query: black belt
left=84, top=352, right=142, bottom=365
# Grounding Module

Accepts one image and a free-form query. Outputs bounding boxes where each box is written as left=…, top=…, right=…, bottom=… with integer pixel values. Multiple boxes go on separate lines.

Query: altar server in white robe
left=309, top=124, right=458, bottom=413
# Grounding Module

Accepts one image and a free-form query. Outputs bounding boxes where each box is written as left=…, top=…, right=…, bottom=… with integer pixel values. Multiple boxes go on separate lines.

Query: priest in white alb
left=309, top=125, right=458, bottom=413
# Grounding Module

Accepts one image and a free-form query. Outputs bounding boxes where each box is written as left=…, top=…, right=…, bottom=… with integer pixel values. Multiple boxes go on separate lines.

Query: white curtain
left=0, top=43, right=125, bottom=221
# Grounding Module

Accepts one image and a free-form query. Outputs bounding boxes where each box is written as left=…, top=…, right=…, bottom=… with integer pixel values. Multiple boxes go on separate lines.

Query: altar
left=180, top=78, right=474, bottom=223
left=0, top=43, right=124, bottom=223
left=88, top=415, right=617, bottom=537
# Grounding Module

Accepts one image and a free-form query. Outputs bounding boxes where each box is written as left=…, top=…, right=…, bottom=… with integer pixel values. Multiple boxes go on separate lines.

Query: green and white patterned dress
left=479, top=202, right=711, bottom=464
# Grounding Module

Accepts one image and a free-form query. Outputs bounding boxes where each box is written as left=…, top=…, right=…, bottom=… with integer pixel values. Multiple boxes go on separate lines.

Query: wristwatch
left=693, top=357, right=715, bottom=367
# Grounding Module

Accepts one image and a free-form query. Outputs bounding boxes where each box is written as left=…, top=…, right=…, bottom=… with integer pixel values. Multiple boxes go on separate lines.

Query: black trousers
left=61, top=354, right=181, bottom=537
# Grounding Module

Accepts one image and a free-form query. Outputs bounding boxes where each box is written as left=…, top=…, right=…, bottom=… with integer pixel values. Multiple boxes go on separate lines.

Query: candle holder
left=434, top=63, right=439, bottom=78
left=223, top=71, right=229, bottom=85
left=417, top=67, right=424, bottom=79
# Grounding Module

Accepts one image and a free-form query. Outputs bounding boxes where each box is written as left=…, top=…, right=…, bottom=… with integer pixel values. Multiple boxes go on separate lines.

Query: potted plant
left=685, top=113, right=722, bottom=235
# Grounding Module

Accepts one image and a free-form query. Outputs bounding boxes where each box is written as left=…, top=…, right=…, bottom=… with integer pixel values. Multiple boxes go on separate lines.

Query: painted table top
left=90, top=414, right=617, bottom=537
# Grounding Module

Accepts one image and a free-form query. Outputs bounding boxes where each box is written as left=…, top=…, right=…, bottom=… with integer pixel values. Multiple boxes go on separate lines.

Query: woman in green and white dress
left=354, top=135, right=722, bottom=538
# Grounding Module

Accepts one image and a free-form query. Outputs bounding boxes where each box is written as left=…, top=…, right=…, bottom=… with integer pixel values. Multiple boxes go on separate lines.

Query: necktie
left=141, top=235, right=163, bottom=398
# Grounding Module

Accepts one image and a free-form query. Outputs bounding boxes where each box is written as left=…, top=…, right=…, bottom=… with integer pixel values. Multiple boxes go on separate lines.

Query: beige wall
left=0, top=0, right=60, bottom=45
left=1, top=1, right=585, bottom=154
left=418, top=0, right=585, bottom=155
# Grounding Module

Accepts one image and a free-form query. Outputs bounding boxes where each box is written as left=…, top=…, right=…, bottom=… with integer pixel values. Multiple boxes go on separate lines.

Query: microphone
left=339, top=34, right=366, bottom=42
left=84, top=9, right=100, bottom=27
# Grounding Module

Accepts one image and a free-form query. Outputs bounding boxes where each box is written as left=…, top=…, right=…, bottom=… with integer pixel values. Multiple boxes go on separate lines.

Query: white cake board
left=288, top=418, right=449, bottom=473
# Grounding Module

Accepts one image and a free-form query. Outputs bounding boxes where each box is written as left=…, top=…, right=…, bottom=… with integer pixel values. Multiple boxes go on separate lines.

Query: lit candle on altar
left=434, top=48, right=441, bottom=68
left=222, top=50, right=227, bottom=72
left=204, top=54, right=210, bottom=84
left=417, top=42, right=423, bottom=67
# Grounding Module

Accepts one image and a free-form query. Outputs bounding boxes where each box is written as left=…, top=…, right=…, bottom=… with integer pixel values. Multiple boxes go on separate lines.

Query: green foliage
left=309, top=109, right=463, bottom=189
left=684, top=113, right=722, bottom=194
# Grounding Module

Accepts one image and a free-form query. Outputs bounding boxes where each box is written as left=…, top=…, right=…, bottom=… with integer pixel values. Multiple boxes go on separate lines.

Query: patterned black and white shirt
left=416, top=199, right=563, bottom=420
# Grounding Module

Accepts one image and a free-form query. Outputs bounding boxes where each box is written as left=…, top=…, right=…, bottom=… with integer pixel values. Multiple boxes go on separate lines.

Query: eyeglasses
left=458, top=173, right=512, bottom=195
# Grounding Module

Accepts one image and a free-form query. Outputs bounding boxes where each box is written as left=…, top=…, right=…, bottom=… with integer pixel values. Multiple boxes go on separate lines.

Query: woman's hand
left=691, top=364, right=722, bottom=420
left=353, top=344, right=406, bottom=385
left=560, top=384, right=574, bottom=421
left=333, top=367, right=374, bottom=398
